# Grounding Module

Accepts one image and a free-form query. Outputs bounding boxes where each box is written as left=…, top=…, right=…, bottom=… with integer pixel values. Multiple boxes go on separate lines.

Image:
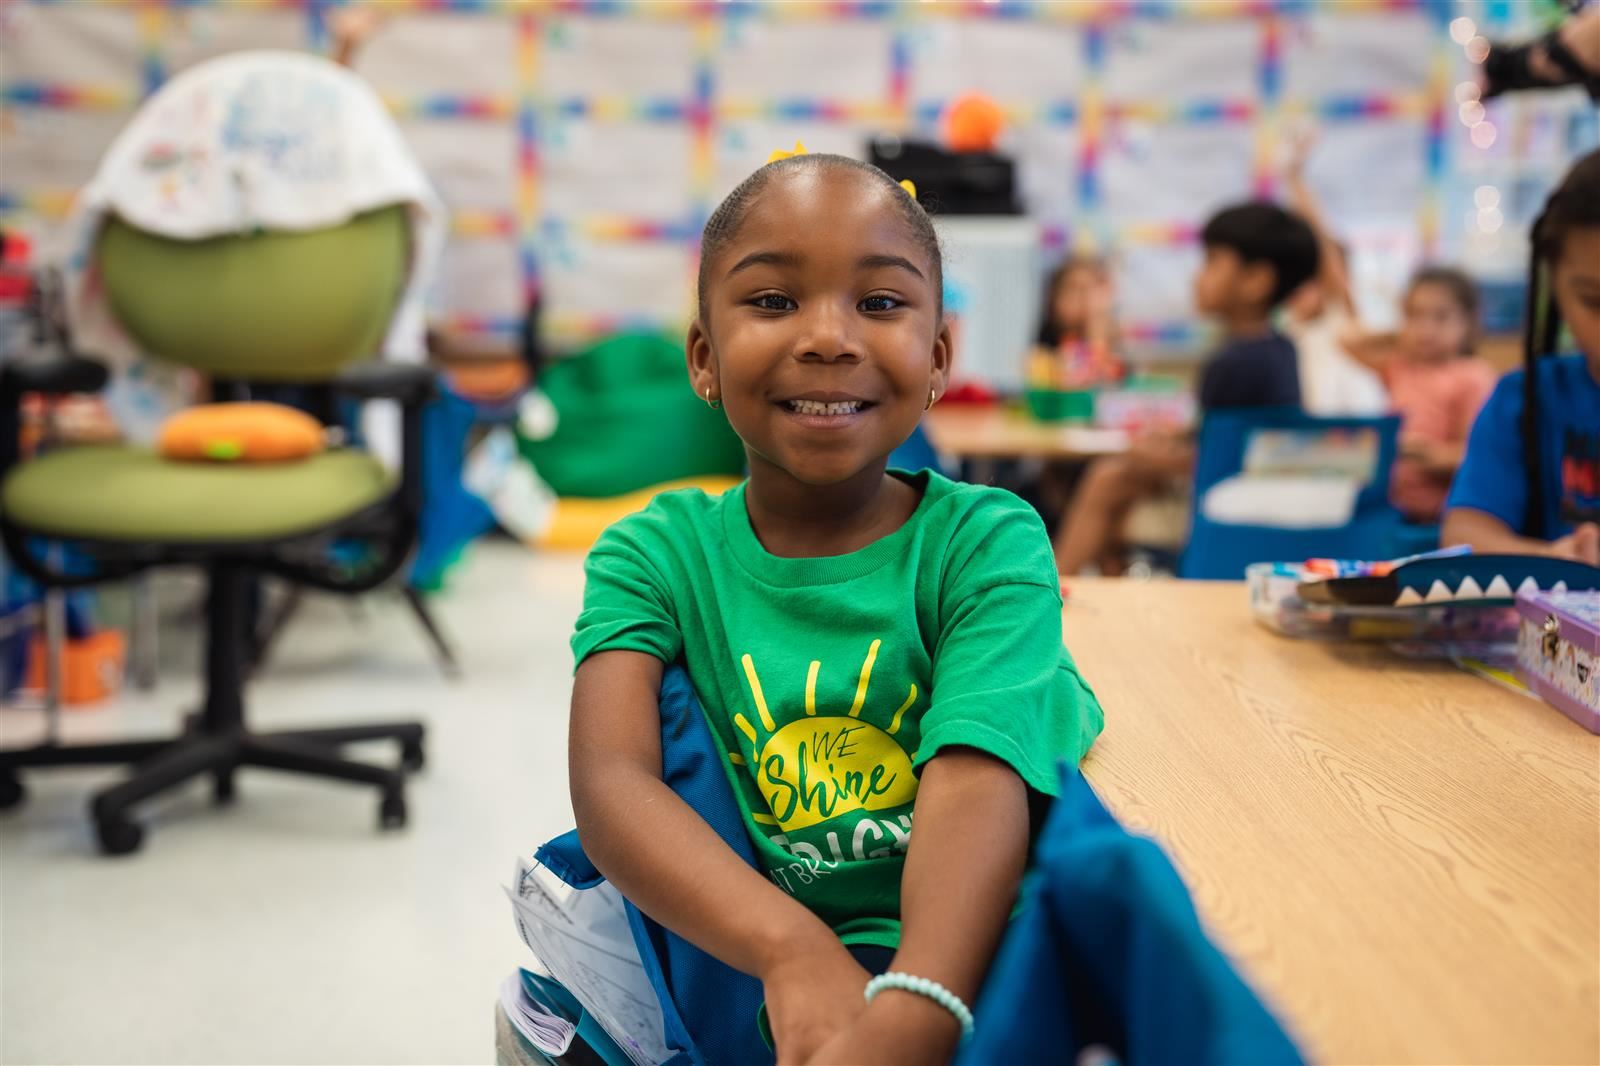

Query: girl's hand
left=805, top=993, right=962, bottom=1066
left=1285, top=124, right=1318, bottom=180
left=764, top=938, right=872, bottom=1066
left=1551, top=523, right=1600, bottom=566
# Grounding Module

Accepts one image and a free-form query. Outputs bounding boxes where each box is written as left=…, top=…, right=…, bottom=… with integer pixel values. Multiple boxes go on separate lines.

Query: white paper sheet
left=163, top=7, right=307, bottom=77
left=506, top=857, right=672, bottom=1066
left=1, top=3, right=143, bottom=89
left=907, top=19, right=1085, bottom=103
left=1103, top=18, right=1261, bottom=102
left=715, top=21, right=891, bottom=102
left=499, top=971, right=579, bottom=1058
left=539, top=18, right=696, bottom=101
left=1281, top=12, right=1434, bottom=102
left=353, top=12, right=517, bottom=100
left=540, top=121, right=693, bottom=222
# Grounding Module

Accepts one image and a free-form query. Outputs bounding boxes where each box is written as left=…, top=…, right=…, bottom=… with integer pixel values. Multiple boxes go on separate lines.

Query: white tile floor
left=1, top=541, right=584, bottom=1065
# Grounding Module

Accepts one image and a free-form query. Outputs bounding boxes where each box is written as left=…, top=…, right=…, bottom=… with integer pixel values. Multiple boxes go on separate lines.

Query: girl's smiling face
left=688, top=165, right=952, bottom=487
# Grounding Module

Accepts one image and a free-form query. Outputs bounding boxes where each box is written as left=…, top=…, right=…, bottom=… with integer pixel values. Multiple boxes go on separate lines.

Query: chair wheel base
left=213, top=771, right=237, bottom=806
left=0, top=771, right=25, bottom=812
left=379, top=790, right=407, bottom=830
left=97, top=817, right=145, bottom=856
left=400, top=741, right=425, bottom=772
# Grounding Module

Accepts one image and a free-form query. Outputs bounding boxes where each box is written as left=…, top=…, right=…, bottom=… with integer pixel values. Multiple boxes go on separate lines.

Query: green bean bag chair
left=517, top=332, right=746, bottom=499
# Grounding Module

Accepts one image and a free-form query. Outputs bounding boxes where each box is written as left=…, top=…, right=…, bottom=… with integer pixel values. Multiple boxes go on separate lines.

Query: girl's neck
left=743, top=457, right=920, bottom=559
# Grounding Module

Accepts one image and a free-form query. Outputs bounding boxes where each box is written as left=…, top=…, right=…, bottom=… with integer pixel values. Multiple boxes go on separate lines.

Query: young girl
left=1343, top=267, right=1498, bottom=523
left=1026, top=254, right=1123, bottom=388
left=568, top=152, right=1104, bottom=1065
left=1443, top=149, right=1600, bottom=565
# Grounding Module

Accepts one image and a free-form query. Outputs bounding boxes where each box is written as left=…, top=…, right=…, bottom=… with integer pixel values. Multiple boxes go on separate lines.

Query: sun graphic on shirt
left=732, top=640, right=920, bottom=834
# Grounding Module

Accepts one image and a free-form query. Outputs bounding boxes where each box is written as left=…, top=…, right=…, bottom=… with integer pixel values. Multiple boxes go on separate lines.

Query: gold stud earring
left=706, top=387, right=721, bottom=410
left=926, top=387, right=937, bottom=411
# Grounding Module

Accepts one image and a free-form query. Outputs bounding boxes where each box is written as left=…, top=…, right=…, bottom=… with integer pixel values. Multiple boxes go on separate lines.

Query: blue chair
left=889, top=421, right=943, bottom=475
left=958, top=766, right=1303, bottom=1066
left=1180, top=409, right=1402, bottom=580
left=532, top=672, right=1298, bottom=1065
left=535, top=666, right=772, bottom=1066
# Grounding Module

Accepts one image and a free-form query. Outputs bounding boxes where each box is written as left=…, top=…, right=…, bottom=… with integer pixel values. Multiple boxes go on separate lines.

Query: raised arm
left=1285, top=128, right=1356, bottom=317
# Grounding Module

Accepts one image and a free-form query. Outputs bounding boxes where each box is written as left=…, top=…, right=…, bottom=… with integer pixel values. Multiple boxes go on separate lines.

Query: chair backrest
left=889, top=421, right=943, bottom=474
left=959, top=767, right=1304, bottom=1066
left=96, top=205, right=408, bottom=382
left=1180, top=408, right=1402, bottom=580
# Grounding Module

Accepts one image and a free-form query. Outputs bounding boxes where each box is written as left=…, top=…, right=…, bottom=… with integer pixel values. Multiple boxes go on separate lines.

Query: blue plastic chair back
left=889, top=421, right=942, bottom=474
left=534, top=666, right=771, bottom=1066
left=1180, top=408, right=1402, bottom=580
left=959, top=766, right=1303, bottom=1066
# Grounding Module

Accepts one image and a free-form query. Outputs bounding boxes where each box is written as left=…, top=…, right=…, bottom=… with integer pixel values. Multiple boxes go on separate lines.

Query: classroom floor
left=0, top=540, right=582, bottom=1066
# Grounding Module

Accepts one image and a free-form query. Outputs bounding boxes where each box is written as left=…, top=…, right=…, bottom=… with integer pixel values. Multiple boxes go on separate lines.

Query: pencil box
left=1515, top=589, right=1600, bottom=734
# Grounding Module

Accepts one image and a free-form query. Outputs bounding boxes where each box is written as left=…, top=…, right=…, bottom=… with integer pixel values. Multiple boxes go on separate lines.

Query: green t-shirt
left=571, top=470, right=1104, bottom=948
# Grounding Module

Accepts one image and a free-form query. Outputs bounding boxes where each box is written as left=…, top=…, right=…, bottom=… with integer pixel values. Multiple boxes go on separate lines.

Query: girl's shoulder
left=592, top=483, right=736, bottom=553
left=1497, top=352, right=1598, bottom=394
left=916, top=472, right=1057, bottom=588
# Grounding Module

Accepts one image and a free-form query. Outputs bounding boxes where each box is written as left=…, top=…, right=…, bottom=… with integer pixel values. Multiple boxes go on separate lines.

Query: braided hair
left=1520, top=148, right=1600, bottom=537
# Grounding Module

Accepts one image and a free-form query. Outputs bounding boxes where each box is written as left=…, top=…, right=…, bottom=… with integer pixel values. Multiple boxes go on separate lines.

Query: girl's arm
left=570, top=650, right=870, bottom=1062
left=1337, top=326, right=1400, bottom=371
left=1285, top=130, right=1356, bottom=317
left=1442, top=507, right=1600, bottom=564
left=807, top=748, right=1030, bottom=1065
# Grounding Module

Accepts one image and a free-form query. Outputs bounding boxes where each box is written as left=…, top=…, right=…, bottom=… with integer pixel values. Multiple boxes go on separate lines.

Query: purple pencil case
left=1516, top=589, right=1600, bottom=734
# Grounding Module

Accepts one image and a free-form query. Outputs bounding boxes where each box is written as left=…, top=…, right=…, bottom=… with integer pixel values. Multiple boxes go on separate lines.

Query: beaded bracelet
left=863, top=972, right=975, bottom=1041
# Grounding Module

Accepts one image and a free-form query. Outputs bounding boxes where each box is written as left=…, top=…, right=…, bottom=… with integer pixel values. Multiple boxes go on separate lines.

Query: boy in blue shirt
left=1444, top=150, right=1600, bottom=566
left=1055, top=202, right=1316, bottom=574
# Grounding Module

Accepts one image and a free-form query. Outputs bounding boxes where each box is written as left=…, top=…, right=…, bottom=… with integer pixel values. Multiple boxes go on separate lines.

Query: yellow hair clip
left=767, top=140, right=807, bottom=164
left=899, top=179, right=917, bottom=198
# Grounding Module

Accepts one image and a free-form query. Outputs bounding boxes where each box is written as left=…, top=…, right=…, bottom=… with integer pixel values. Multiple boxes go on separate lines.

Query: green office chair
left=0, top=206, right=435, bottom=855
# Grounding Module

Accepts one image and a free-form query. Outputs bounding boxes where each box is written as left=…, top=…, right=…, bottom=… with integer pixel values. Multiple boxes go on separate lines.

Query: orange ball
left=945, top=93, right=1005, bottom=153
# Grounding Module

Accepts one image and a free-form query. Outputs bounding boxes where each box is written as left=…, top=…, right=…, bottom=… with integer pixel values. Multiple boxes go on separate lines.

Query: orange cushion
left=157, top=402, right=325, bottom=463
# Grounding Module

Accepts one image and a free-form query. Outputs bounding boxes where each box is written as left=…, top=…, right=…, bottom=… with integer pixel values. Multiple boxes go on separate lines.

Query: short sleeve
left=1445, top=371, right=1525, bottom=531
left=914, top=502, right=1104, bottom=795
left=570, top=519, right=683, bottom=670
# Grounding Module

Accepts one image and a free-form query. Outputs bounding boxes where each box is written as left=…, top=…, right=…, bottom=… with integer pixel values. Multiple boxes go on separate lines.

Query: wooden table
left=923, top=405, right=1129, bottom=461
left=1067, top=578, right=1599, bottom=1066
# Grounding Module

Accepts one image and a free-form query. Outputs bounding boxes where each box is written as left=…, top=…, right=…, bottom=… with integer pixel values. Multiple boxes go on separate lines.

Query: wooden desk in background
left=923, top=405, right=1129, bottom=462
left=1067, top=578, right=1599, bottom=1065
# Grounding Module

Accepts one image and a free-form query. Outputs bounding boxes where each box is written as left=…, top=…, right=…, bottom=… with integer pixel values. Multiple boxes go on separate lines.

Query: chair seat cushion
left=3, top=445, right=393, bottom=543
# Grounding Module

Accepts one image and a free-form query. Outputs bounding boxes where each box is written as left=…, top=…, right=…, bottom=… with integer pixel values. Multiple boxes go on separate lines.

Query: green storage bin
left=1025, top=387, right=1096, bottom=423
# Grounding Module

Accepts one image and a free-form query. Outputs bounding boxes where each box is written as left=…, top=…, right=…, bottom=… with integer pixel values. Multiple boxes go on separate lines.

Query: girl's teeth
left=790, top=400, right=862, bottom=415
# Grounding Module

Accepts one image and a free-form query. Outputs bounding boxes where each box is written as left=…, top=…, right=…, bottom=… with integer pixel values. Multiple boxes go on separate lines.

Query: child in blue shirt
left=1444, top=149, right=1600, bottom=565
left=1054, top=202, right=1316, bottom=574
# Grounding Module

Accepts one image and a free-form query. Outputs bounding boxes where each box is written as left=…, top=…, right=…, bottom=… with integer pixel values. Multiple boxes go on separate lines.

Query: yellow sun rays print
left=731, top=640, right=920, bottom=833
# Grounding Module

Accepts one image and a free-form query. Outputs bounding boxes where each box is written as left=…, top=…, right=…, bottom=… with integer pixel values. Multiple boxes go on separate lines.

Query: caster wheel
left=0, top=771, right=25, bottom=812
left=213, top=771, right=237, bottom=806
left=400, top=741, right=425, bottom=773
left=379, top=790, right=407, bottom=830
left=97, top=818, right=145, bottom=856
